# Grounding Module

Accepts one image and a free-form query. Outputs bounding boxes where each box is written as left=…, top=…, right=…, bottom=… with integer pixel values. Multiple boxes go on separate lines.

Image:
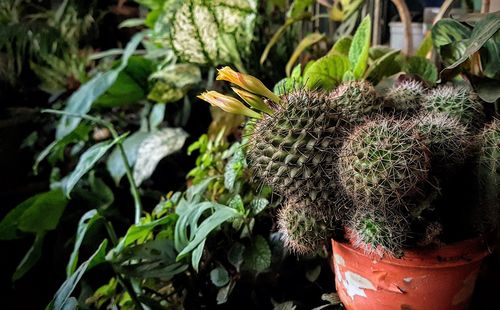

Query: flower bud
left=232, top=87, right=274, bottom=115
left=197, top=91, right=261, bottom=119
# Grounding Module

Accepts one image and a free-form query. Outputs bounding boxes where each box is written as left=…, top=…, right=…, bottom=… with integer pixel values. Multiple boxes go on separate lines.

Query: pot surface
left=332, top=238, right=490, bottom=310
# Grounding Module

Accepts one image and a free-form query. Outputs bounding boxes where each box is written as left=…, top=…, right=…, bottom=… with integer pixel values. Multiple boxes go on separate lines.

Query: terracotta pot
left=331, top=238, right=491, bottom=310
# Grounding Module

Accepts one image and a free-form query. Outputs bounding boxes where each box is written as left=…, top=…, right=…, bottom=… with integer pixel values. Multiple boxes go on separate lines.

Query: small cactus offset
left=477, top=119, right=500, bottom=230
left=421, top=86, right=484, bottom=126
left=384, top=80, right=425, bottom=113
left=327, top=80, right=382, bottom=126
left=277, top=196, right=337, bottom=254
left=246, top=90, right=342, bottom=207
left=337, top=118, right=430, bottom=208
left=347, top=207, right=409, bottom=257
left=413, top=112, right=472, bottom=166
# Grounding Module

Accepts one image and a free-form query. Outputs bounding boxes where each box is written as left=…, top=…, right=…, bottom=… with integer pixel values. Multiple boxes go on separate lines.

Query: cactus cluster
left=199, top=67, right=496, bottom=257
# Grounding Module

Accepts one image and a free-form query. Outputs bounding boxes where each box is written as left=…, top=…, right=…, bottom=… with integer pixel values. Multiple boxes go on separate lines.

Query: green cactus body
left=384, top=80, right=425, bottom=112
left=414, top=112, right=472, bottom=166
left=246, top=90, right=343, bottom=207
left=421, top=86, right=484, bottom=126
left=337, top=118, right=430, bottom=208
left=327, top=80, right=382, bottom=126
left=277, top=196, right=337, bottom=254
left=348, top=208, right=409, bottom=257
left=478, top=119, right=500, bottom=230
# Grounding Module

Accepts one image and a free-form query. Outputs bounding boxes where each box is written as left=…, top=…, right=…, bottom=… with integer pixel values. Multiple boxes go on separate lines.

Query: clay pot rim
left=332, top=237, right=492, bottom=269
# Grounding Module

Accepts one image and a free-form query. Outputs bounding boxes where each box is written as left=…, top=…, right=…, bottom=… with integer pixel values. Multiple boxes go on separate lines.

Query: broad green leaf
left=12, top=232, right=45, bottom=281
left=432, top=19, right=471, bottom=49
left=228, top=195, right=244, bottom=213
left=368, top=46, right=396, bottom=60
left=56, top=33, right=143, bottom=140
left=148, top=64, right=201, bottom=103
left=404, top=56, right=438, bottom=84
left=303, top=54, right=350, bottom=90
left=442, top=13, right=500, bottom=73
left=273, top=77, right=303, bottom=95
left=177, top=206, right=242, bottom=259
left=481, top=31, right=500, bottom=79
left=47, top=240, right=108, bottom=310
left=473, top=78, right=500, bottom=103
left=0, top=195, right=40, bottom=240
left=210, top=266, right=230, bottom=287
left=92, top=71, right=144, bottom=108
left=64, top=135, right=126, bottom=197
left=227, top=242, right=245, bottom=271
left=106, top=131, right=150, bottom=185
left=348, top=15, right=371, bottom=79
left=66, top=210, right=102, bottom=277
left=330, top=0, right=364, bottom=22
left=242, top=235, right=271, bottom=273
left=18, top=189, right=68, bottom=234
left=250, top=198, right=269, bottom=215
left=329, top=36, right=352, bottom=56
left=415, top=32, right=433, bottom=58
left=133, top=128, right=188, bottom=185
left=286, top=32, right=325, bottom=76
left=287, top=0, right=315, bottom=18
left=365, top=49, right=401, bottom=83
left=175, top=202, right=216, bottom=252
left=149, top=103, right=166, bottom=130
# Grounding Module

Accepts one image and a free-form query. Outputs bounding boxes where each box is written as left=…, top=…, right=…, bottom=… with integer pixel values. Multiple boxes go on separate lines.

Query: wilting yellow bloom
left=217, top=66, right=281, bottom=104
left=232, top=87, right=274, bottom=115
left=198, top=91, right=261, bottom=119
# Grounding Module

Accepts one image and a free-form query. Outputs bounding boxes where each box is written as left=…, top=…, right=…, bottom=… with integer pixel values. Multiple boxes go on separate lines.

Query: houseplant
left=198, top=15, right=499, bottom=306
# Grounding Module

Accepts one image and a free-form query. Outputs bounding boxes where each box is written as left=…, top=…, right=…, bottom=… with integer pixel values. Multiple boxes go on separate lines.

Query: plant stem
left=116, top=273, right=144, bottom=310
left=42, top=109, right=143, bottom=224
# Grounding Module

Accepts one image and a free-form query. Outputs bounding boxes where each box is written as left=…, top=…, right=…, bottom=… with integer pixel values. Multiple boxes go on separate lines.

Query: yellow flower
left=217, top=66, right=281, bottom=104
left=232, top=87, right=274, bottom=115
left=197, top=91, right=261, bottom=119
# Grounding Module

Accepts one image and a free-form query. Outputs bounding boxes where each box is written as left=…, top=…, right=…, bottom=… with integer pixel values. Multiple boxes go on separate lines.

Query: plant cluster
left=202, top=66, right=499, bottom=257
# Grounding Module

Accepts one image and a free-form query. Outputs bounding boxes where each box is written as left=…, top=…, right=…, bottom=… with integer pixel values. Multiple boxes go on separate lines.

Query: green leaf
left=148, top=64, right=201, bottom=103
left=442, top=14, right=500, bottom=74
left=273, top=77, right=303, bottom=95
left=404, top=56, right=438, bottom=84
left=33, top=124, right=92, bottom=174
left=133, top=128, right=188, bottom=185
left=92, top=71, right=145, bottom=108
left=432, top=19, right=471, bottom=49
left=242, top=235, right=271, bottom=273
left=177, top=206, right=242, bottom=260
left=0, top=195, right=39, bottom=240
left=287, top=0, right=315, bottom=18
left=329, top=36, right=352, bottom=56
left=415, top=32, right=433, bottom=57
left=250, top=198, right=269, bottom=215
left=228, top=195, right=245, bottom=214
left=210, top=266, right=230, bottom=287
left=12, top=232, right=46, bottom=281
left=216, top=280, right=236, bottom=305
left=47, top=240, right=108, bottom=310
left=111, top=239, right=187, bottom=279
left=106, top=131, right=150, bottom=185
left=227, top=242, right=245, bottom=271
left=66, top=210, right=102, bottom=277
left=286, top=32, right=325, bottom=76
left=368, top=46, right=396, bottom=60
left=17, top=189, right=68, bottom=234
left=224, top=148, right=245, bottom=191
left=365, top=49, right=401, bottom=83
left=64, top=135, right=126, bottom=197
left=348, top=15, right=371, bottom=79
left=191, top=239, right=205, bottom=272
left=304, top=54, right=350, bottom=90
left=55, top=33, right=144, bottom=140
left=149, top=103, right=166, bottom=130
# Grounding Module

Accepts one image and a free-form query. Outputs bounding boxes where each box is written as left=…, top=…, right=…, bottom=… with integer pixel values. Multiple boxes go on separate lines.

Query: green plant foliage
left=303, top=54, right=350, bottom=90
left=365, top=49, right=401, bottom=84
left=348, top=15, right=371, bottom=79
left=403, top=56, right=438, bottom=84
left=242, top=235, right=271, bottom=272
left=147, top=63, right=202, bottom=103
left=329, top=36, right=352, bottom=56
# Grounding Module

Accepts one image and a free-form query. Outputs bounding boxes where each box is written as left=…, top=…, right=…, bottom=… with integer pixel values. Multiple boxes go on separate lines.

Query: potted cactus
left=199, top=67, right=499, bottom=309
